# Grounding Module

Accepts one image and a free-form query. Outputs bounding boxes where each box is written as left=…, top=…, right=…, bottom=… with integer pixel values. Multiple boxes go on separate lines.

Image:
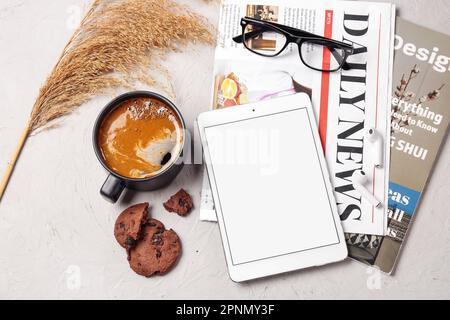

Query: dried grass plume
left=30, top=0, right=215, bottom=132
left=0, top=0, right=215, bottom=201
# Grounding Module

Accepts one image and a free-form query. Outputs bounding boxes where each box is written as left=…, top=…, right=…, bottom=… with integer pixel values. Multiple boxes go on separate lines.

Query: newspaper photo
left=200, top=0, right=396, bottom=236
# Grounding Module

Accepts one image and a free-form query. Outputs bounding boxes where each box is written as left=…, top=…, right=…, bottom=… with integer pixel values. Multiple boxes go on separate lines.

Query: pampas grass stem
left=0, top=0, right=214, bottom=202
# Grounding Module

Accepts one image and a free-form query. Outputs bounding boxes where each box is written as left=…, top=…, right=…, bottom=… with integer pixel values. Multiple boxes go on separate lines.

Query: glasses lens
left=243, top=23, right=287, bottom=56
left=300, top=40, right=345, bottom=71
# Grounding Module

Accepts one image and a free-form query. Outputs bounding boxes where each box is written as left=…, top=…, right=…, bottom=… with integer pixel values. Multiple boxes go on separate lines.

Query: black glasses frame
left=233, top=17, right=355, bottom=72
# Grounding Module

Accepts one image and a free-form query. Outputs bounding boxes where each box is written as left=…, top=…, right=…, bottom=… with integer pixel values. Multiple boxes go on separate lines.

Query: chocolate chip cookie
left=163, top=189, right=194, bottom=216
left=128, top=219, right=181, bottom=277
left=114, top=202, right=149, bottom=249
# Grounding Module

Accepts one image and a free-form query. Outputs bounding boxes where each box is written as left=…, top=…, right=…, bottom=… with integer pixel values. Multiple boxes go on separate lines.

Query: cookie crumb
left=163, top=189, right=194, bottom=216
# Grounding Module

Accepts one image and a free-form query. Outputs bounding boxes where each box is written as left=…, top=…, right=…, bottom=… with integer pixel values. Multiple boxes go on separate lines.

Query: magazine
left=346, top=18, right=450, bottom=274
left=200, top=0, right=396, bottom=236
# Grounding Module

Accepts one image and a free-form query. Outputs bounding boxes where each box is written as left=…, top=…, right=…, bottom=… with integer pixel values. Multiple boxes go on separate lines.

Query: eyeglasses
left=233, top=17, right=355, bottom=72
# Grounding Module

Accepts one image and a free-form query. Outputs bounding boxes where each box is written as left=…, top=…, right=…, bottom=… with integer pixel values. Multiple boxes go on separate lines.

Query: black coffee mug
left=93, top=91, right=186, bottom=203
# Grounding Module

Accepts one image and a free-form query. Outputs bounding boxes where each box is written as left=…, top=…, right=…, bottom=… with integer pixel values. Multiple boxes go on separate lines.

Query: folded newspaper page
left=200, top=0, right=396, bottom=236
left=346, top=18, right=450, bottom=274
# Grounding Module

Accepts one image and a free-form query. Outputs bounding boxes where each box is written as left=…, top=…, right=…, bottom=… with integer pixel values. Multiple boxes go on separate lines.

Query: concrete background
left=0, top=0, right=449, bottom=299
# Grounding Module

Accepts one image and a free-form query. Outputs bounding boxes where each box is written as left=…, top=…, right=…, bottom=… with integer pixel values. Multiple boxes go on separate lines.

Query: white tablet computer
left=197, top=93, right=347, bottom=282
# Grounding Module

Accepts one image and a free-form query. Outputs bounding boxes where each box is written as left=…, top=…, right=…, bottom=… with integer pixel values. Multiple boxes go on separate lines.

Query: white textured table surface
left=1, top=0, right=449, bottom=300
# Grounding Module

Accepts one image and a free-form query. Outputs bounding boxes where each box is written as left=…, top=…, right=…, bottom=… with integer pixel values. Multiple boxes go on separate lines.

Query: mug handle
left=100, top=174, right=125, bottom=203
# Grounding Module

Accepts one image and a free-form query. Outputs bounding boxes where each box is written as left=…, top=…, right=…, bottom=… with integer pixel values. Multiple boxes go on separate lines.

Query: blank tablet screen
left=204, top=108, right=340, bottom=265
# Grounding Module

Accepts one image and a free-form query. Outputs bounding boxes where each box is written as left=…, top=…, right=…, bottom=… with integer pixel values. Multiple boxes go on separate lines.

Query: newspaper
left=346, top=18, right=450, bottom=274
left=200, top=0, right=396, bottom=236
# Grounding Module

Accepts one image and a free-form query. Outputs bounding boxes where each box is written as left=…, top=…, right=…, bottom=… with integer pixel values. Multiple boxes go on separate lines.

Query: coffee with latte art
left=98, top=97, right=183, bottom=179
